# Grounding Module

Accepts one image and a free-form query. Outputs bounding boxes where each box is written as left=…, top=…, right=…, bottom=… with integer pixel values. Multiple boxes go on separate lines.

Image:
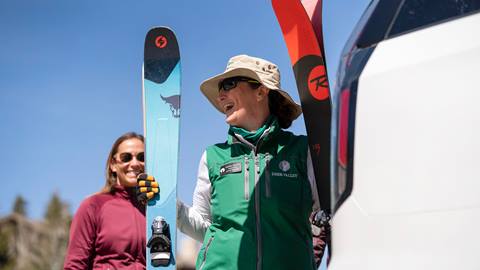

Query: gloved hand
left=137, top=173, right=159, bottom=204
left=310, top=210, right=331, bottom=267
left=312, top=209, right=331, bottom=228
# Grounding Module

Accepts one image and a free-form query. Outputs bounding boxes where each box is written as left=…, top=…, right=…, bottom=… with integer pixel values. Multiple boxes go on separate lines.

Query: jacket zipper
left=265, top=153, right=272, bottom=198
left=199, top=236, right=215, bottom=270
left=244, top=156, right=250, bottom=200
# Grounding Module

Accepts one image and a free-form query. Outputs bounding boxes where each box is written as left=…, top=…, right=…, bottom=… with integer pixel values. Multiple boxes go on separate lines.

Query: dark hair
left=100, top=132, right=144, bottom=193
left=268, top=91, right=296, bottom=129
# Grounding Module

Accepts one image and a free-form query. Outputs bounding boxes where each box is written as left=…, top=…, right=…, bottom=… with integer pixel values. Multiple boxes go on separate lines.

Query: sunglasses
left=219, top=77, right=261, bottom=91
left=116, top=152, right=145, bottom=163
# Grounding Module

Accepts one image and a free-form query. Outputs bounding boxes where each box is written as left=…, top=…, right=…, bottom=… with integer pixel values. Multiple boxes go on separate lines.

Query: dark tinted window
left=388, top=0, right=480, bottom=37
left=356, top=0, right=403, bottom=48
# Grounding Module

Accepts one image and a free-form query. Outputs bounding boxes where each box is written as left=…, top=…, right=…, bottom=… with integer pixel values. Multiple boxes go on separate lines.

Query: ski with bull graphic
left=142, top=27, right=181, bottom=269
left=272, top=0, right=332, bottom=224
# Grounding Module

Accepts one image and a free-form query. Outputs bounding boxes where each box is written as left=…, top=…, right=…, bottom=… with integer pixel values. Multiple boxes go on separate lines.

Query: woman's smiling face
left=110, top=138, right=145, bottom=187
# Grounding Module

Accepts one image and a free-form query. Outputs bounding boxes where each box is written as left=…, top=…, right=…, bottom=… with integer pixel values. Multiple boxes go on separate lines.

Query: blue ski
left=143, top=27, right=181, bottom=269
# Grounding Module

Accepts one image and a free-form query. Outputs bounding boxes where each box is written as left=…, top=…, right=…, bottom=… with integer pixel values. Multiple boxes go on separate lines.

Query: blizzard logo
left=160, top=94, right=180, bottom=118
left=155, top=35, right=168, bottom=49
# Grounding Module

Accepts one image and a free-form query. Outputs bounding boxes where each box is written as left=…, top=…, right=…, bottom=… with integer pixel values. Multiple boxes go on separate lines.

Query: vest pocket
left=268, top=157, right=302, bottom=209
left=198, top=235, right=215, bottom=270
left=244, top=156, right=250, bottom=200
left=213, top=158, right=248, bottom=203
left=265, top=153, right=272, bottom=198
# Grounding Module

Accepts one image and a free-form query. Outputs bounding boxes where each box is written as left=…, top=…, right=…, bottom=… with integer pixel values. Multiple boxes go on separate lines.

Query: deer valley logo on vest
left=272, top=160, right=298, bottom=178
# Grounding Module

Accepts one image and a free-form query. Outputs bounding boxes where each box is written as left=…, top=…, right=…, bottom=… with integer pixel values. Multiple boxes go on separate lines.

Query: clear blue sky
left=0, top=0, right=368, bottom=251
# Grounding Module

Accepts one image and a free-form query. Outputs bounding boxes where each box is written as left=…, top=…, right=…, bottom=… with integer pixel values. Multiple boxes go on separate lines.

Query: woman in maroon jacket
left=64, top=132, right=147, bottom=270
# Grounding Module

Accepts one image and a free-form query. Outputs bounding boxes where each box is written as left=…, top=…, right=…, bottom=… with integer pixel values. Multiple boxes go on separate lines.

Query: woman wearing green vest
left=174, top=54, right=328, bottom=270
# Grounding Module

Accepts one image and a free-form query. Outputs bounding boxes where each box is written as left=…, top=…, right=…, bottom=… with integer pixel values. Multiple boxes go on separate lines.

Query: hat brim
left=200, top=67, right=302, bottom=120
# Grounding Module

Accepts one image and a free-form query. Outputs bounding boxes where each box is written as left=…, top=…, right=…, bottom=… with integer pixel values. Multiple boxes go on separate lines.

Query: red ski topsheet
left=272, top=0, right=332, bottom=214
left=272, top=0, right=321, bottom=63
left=302, top=0, right=326, bottom=54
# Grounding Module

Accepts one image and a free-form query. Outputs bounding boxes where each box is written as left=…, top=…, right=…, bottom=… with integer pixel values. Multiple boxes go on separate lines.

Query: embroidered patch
left=220, top=162, right=242, bottom=176
left=272, top=160, right=298, bottom=179
left=279, top=160, right=290, bottom=172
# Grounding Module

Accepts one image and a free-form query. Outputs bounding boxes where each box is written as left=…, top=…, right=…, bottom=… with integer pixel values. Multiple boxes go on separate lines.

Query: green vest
left=196, top=124, right=316, bottom=270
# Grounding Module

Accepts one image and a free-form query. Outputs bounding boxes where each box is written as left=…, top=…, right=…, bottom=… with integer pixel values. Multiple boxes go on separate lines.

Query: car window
left=356, top=0, right=403, bottom=48
left=388, top=0, right=480, bottom=38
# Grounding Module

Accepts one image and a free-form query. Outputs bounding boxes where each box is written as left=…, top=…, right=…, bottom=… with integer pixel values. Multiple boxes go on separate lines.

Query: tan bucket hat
left=200, top=54, right=302, bottom=120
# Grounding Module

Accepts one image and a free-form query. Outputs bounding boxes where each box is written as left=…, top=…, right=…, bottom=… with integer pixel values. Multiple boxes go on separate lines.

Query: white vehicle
left=330, top=0, right=480, bottom=269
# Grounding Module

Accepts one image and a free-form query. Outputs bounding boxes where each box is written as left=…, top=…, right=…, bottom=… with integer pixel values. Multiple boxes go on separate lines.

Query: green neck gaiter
left=229, top=115, right=278, bottom=145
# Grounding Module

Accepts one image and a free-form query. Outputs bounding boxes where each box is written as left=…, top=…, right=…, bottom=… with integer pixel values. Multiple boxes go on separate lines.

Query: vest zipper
left=244, top=156, right=250, bottom=200
left=235, top=128, right=272, bottom=270
left=254, top=154, right=262, bottom=270
left=265, top=153, right=271, bottom=198
left=199, top=235, right=215, bottom=270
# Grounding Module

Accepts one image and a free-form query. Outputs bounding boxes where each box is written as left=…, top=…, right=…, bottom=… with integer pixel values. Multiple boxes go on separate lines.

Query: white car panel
left=330, top=12, right=480, bottom=270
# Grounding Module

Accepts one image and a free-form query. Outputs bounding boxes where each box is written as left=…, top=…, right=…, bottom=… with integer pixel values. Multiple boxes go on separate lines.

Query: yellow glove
left=136, top=173, right=159, bottom=204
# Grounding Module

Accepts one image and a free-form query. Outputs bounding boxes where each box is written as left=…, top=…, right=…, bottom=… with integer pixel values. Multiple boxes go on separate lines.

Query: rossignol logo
left=272, top=160, right=298, bottom=178
left=308, top=64, right=329, bottom=101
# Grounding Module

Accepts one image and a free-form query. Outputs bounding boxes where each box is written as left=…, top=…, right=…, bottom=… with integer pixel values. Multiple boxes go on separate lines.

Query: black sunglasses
left=117, top=152, right=145, bottom=163
left=218, top=77, right=261, bottom=91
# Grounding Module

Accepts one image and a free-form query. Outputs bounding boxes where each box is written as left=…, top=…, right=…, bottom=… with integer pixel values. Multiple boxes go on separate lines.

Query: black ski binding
left=147, top=216, right=172, bottom=267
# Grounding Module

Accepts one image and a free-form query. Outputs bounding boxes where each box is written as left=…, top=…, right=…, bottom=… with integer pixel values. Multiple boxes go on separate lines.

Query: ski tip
left=144, top=26, right=180, bottom=84
left=145, top=27, right=178, bottom=51
left=271, top=0, right=321, bottom=64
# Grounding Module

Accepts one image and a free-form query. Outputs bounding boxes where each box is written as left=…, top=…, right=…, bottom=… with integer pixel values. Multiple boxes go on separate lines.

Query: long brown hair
left=100, top=132, right=144, bottom=193
left=268, top=90, right=296, bottom=129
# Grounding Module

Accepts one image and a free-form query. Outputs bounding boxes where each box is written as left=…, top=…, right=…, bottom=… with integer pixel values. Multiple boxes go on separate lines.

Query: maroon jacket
left=64, top=185, right=146, bottom=270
